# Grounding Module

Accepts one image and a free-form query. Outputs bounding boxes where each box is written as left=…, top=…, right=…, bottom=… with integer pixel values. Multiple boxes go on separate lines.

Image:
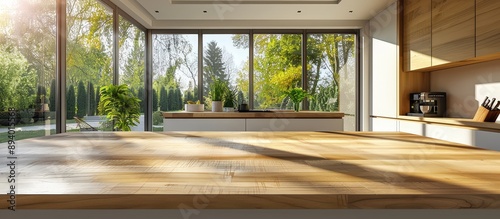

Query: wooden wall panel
left=404, top=0, right=432, bottom=71
left=431, top=0, right=475, bottom=66
left=476, top=0, right=500, bottom=57
left=399, top=0, right=431, bottom=115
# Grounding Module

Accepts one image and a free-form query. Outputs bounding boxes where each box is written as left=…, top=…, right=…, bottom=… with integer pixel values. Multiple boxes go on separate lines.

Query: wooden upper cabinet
left=404, top=0, right=432, bottom=71
left=431, top=0, right=475, bottom=66
left=476, top=0, right=500, bottom=57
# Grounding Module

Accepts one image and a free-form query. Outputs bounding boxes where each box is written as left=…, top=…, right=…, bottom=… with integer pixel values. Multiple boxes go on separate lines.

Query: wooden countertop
left=163, top=111, right=344, bottom=119
left=1, top=131, right=500, bottom=209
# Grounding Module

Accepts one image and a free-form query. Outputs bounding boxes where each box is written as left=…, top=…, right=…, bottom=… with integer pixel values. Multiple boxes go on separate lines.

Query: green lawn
left=0, top=129, right=56, bottom=143
left=1, top=124, right=163, bottom=143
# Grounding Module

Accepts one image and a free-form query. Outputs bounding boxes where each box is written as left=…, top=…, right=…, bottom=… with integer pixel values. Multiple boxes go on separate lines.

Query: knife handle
left=494, top=101, right=500, bottom=111
left=489, top=98, right=496, bottom=109
left=482, top=96, right=489, bottom=107
left=484, top=99, right=491, bottom=108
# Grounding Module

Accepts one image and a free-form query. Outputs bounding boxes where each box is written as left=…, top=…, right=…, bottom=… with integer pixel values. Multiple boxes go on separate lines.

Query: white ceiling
left=110, top=0, right=396, bottom=29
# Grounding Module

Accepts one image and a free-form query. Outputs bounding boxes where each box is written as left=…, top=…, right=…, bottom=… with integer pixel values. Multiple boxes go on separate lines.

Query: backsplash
left=430, top=59, right=500, bottom=120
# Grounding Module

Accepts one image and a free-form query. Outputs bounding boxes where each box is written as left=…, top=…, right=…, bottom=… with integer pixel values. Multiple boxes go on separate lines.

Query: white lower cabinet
left=163, top=119, right=246, bottom=131
left=370, top=118, right=399, bottom=132
left=246, top=119, right=343, bottom=131
left=371, top=117, right=500, bottom=151
left=164, top=118, right=344, bottom=132
left=399, top=120, right=500, bottom=151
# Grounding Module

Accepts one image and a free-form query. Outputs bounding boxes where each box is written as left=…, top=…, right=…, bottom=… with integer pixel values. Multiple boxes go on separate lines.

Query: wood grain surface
left=404, top=0, right=432, bottom=71
left=431, top=0, right=475, bottom=66
left=1, top=131, right=500, bottom=209
left=476, top=0, right=500, bottom=57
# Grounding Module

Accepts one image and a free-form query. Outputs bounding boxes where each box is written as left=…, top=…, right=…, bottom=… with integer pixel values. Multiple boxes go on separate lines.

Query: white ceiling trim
left=171, top=0, right=342, bottom=4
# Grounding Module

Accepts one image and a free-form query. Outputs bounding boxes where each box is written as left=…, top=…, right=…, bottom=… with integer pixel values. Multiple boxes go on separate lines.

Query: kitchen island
left=1, top=131, right=500, bottom=209
left=162, top=111, right=345, bottom=131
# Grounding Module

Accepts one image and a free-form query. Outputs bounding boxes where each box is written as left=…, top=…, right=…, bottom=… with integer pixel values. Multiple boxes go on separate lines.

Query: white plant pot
left=185, top=104, right=204, bottom=112
left=212, top=101, right=223, bottom=112
left=223, top=107, right=236, bottom=112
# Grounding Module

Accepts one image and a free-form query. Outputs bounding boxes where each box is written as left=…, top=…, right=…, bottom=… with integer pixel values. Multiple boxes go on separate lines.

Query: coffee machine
left=407, top=92, right=446, bottom=117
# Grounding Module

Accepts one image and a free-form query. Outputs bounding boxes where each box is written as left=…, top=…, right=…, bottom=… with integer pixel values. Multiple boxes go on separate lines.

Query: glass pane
left=307, top=33, right=357, bottom=131
left=66, top=0, right=113, bottom=131
left=153, top=34, right=198, bottom=132
left=253, top=34, right=302, bottom=110
left=0, top=0, right=56, bottom=141
left=203, top=34, right=249, bottom=110
left=119, top=16, right=146, bottom=131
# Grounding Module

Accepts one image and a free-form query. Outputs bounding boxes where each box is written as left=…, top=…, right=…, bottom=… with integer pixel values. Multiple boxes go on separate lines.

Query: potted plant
left=185, top=100, right=204, bottom=112
left=223, top=87, right=238, bottom=112
left=98, top=84, right=141, bottom=131
left=283, top=87, right=312, bottom=112
left=209, top=78, right=226, bottom=112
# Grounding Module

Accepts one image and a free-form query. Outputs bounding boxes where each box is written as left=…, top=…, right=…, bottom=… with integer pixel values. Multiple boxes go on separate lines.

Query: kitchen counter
left=2, top=131, right=500, bottom=209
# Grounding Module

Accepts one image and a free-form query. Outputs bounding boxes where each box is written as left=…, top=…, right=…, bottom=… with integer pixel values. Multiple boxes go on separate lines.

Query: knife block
left=472, top=106, right=500, bottom=122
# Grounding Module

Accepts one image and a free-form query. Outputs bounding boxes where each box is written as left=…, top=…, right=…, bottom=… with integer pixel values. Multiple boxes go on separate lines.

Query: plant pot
left=185, top=104, right=204, bottom=112
left=293, top=102, right=301, bottom=112
left=212, top=101, right=223, bottom=112
left=223, top=107, right=236, bottom=112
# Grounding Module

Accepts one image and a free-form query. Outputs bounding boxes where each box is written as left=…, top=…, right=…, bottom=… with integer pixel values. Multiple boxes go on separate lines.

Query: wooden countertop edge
left=163, top=111, right=345, bottom=119
left=371, top=115, right=500, bottom=133
left=3, top=194, right=500, bottom=209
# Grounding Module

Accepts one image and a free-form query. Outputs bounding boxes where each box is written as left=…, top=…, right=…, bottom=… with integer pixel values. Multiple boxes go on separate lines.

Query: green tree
left=152, top=88, right=158, bottom=112
left=253, top=34, right=302, bottom=109
left=307, top=34, right=355, bottom=111
left=36, top=85, right=47, bottom=104
left=49, top=79, right=56, bottom=111
left=159, top=86, right=168, bottom=111
left=95, top=85, right=101, bottom=115
left=120, top=21, right=145, bottom=91
left=67, top=85, right=76, bottom=119
left=76, top=81, right=87, bottom=117
left=174, top=87, right=183, bottom=110
left=0, top=45, right=36, bottom=111
left=66, top=0, right=113, bottom=90
left=6, top=0, right=57, bottom=91
left=167, top=87, right=175, bottom=111
left=203, top=41, right=227, bottom=95
left=184, top=88, right=194, bottom=104
left=137, top=87, right=145, bottom=113
left=88, top=82, right=96, bottom=116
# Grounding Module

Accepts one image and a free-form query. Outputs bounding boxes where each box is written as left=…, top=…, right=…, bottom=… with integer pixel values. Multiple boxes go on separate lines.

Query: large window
left=307, top=33, right=357, bottom=130
left=66, top=0, right=113, bottom=131
left=152, top=33, right=198, bottom=131
left=203, top=34, right=249, bottom=108
left=0, top=0, right=56, bottom=142
left=253, top=34, right=303, bottom=110
left=150, top=31, right=358, bottom=130
left=119, top=15, right=146, bottom=131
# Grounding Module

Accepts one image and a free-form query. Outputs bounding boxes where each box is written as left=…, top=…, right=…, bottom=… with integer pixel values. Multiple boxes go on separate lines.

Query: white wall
left=431, top=59, right=500, bottom=121
left=365, top=2, right=399, bottom=131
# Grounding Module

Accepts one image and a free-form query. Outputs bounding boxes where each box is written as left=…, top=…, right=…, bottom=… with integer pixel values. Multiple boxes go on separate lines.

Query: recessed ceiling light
left=155, top=10, right=159, bottom=13
left=297, top=10, right=302, bottom=13
left=203, top=10, right=207, bottom=13
left=349, top=10, right=353, bottom=13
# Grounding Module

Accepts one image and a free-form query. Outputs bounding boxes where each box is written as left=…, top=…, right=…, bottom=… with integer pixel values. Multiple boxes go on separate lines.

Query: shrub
left=152, top=111, right=163, bottom=126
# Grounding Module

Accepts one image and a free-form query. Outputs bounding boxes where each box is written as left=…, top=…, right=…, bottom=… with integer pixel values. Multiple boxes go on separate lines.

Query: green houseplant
left=223, top=86, right=238, bottom=111
left=98, top=84, right=141, bottom=131
left=209, top=78, right=226, bottom=112
left=283, top=87, right=312, bottom=112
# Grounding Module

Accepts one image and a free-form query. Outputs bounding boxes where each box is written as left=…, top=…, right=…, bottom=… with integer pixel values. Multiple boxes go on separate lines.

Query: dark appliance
left=407, top=92, right=446, bottom=117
